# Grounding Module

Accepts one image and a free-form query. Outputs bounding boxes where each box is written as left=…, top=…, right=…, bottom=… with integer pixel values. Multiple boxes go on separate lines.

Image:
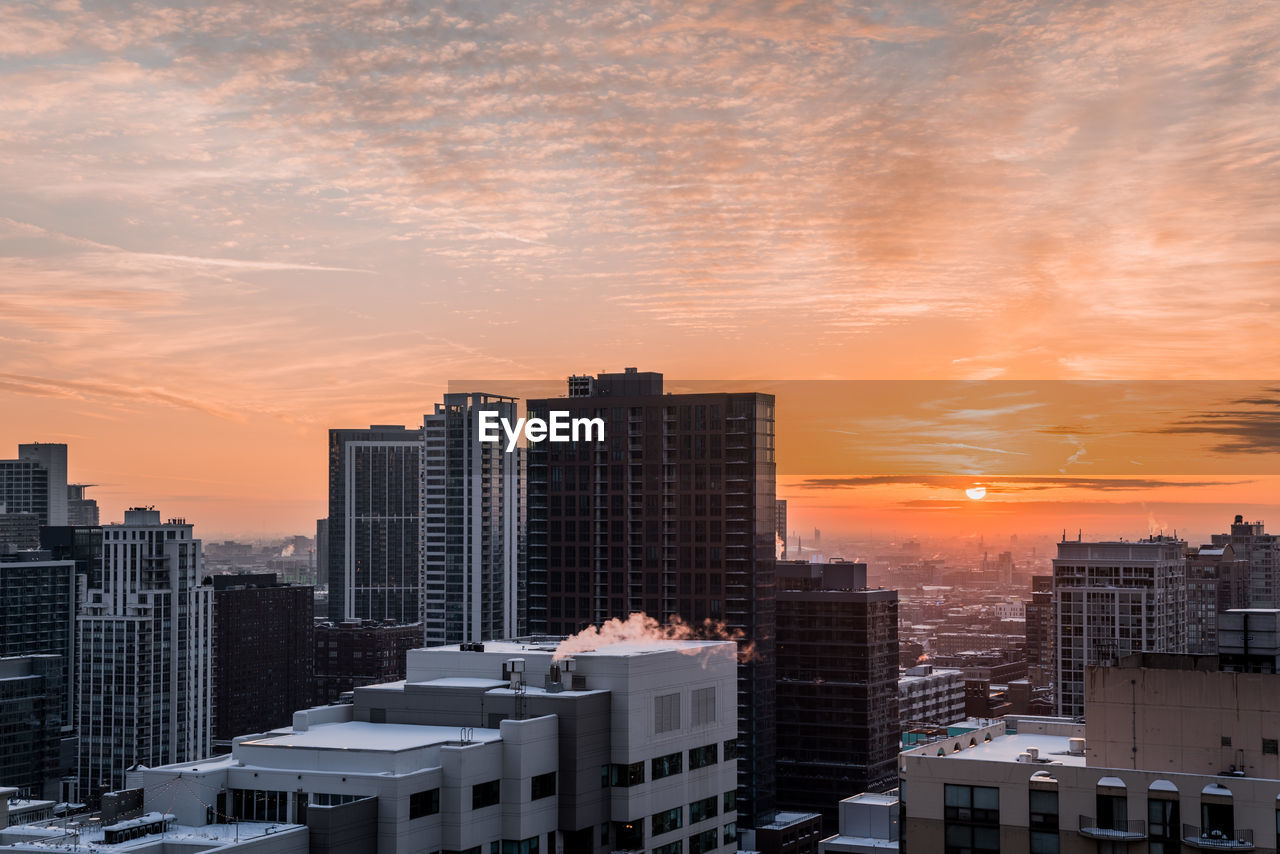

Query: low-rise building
left=898, top=666, right=964, bottom=729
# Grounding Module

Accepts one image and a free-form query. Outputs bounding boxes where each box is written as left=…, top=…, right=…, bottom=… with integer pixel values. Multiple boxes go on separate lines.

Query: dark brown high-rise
left=526, top=368, right=778, bottom=825
left=210, top=573, right=313, bottom=746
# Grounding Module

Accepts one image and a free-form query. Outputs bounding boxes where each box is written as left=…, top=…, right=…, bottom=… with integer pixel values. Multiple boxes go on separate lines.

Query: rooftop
left=913, top=732, right=1086, bottom=766
left=240, top=720, right=502, bottom=752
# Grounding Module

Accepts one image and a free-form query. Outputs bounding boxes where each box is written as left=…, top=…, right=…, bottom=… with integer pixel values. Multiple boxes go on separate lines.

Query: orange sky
left=2, top=1, right=1278, bottom=538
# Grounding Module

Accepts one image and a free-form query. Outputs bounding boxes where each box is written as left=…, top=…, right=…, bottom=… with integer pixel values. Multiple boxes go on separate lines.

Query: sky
left=1, top=0, right=1278, bottom=538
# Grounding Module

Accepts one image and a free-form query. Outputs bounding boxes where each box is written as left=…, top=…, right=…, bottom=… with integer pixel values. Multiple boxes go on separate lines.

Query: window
left=655, top=693, right=681, bottom=733
left=230, top=789, right=288, bottom=823
left=613, top=822, right=643, bottom=850
left=723, top=791, right=736, bottom=813
left=501, top=839, right=539, bottom=854
left=1029, top=830, right=1058, bottom=854
left=1096, top=793, right=1127, bottom=831
left=1028, top=789, right=1058, bottom=830
left=652, top=807, right=683, bottom=836
left=690, top=796, right=718, bottom=823
left=472, top=780, right=501, bottom=809
left=655, top=843, right=683, bottom=854
left=410, top=789, right=440, bottom=819
left=723, top=822, right=737, bottom=845
left=692, top=687, right=715, bottom=725
left=689, top=744, right=717, bottom=770
left=653, top=752, right=683, bottom=780
left=723, top=740, right=737, bottom=761
left=944, top=785, right=999, bottom=823
left=945, top=825, right=999, bottom=854
left=1149, top=797, right=1179, bottom=842
left=531, top=772, right=556, bottom=801
left=1221, top=736, right=1232, bottom=747
left=1264, top=739, right=1278, bottom=755
left=609, top=762, right=645, bottom=787
left=689, top=829, right=718, bottom=854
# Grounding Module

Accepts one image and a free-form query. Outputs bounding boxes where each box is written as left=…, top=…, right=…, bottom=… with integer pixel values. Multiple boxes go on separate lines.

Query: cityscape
left=4, top=0, right=1280, bottom=853
left=4, top=368, right=1280, bottom=854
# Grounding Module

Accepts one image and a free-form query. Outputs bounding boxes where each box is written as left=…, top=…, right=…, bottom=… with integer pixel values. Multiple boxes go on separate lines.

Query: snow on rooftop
left=242, top=720, right=501, bottom=751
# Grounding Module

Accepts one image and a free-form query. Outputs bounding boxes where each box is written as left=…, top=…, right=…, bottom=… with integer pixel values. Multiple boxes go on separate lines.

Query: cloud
left=795, top=475, right=1249, bottom=493
left=1148, top=392, right=1280, bottom=453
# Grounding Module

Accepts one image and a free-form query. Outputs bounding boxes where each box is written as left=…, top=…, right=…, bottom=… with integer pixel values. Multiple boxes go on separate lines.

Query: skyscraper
left=774, top=560, right=898, bottom=830
left=210, top=573, right=314, bottom=746
left=1211, top=515, right=1280, bottom=608
left=66, top=483, right=99, bottom=527
left=1185, top=543, right=1251, bottom=654
left=76, top=508, right=212, bottom=803
left=775, top=499, right=787, bottom=559
left=0, top=654, right=63, bottom=799
left=1052, top=536, right=1186, bottom=717
left=0, top=442, right=68, bottom=527
left=526, top=368, right=778, bottom=825
left=421, top=393, right=522, bottom=646
left=1023, top=574, right=1055, bottom=688
left=326, top=425, right=423, bottom=624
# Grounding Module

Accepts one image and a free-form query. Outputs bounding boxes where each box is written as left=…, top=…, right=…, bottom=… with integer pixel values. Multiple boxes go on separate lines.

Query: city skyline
left=3, top=1, right=1280, bottom=537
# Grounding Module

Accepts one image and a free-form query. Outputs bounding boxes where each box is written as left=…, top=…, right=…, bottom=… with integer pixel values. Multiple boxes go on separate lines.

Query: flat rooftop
left=434, top=638, right=734, bottom=657
left=917, top=732, right=1085, bottom=766
left=241, top=721, right=502, bottom=752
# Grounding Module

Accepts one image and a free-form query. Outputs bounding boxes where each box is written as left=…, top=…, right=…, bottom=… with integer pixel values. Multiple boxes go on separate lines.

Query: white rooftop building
left=129, top=638, right=740, bottom=854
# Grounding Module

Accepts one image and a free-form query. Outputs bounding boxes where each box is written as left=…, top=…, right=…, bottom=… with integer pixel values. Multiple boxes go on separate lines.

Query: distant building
left=775, top=560, right=898, bottom=829
left=0, top=655, right=63, bottom=800
left=314, top=517, right=328, bottom=590
left=1052, top=536, right=1186, bottom=717
left=776, top=500, right=788, bottom=559
left=526, top=369, right=779, bottom=825
left=326, top=425, right=423, bottom=624
left=751, top=811, right=824, bottom=854
left=898, top=665, right=965, bottom=728
left=1211, top=514, right=1280, bottom=608
left=312, top=621, right=422, bottom=704
left=140, top=638, right=740, bottom=854
left=1023, top=575, right=1054, bottom=688
left=1218, top=608, right=1280, bottom=672
left=0, top=510, right=39, bottom=550
left=66, top=483, right=99, bottom=527
left=210, top=573, right=314, bottom=748
left=76, top=508, right=212, bottom=804
left=1185, top=544, right=1251, bottom=654
left=0, top=443, right=67, bottom=527
left=421, top=393, right=522, bottom=646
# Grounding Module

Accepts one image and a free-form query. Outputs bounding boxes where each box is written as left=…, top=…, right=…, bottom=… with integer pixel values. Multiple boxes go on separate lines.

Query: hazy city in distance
left=4, top=0, right=1280, bottom=852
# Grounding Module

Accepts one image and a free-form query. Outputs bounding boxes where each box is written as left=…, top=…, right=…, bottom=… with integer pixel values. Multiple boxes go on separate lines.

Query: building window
left=723, top=822, right=737, bottom=845
left=501, top=838, right=539, bottom=854
left=689, top=744, right=717, bottom=770
left=609, top=762, right=645, bottom=787
left=652, top=807, right=683, bottom=836
left=531, top=772, right=556, bottom=801
left=690, top=796, right=718, bottom=824
left=692, top=687, right=715, bottom=725
left=1149, top=796, right=1179, bottom=853
left=723, top=791, right=736, bottom=813
left=655, top=693, right=681, bottom=733
left=723, top=739, right=737, bottom=761
left=1096, top=793, right=1128, bottom=831
left=410, top=789, right=440, bottom=819
left=943, top=785, right=999, bottom=854
left=1264, top=739, right=1278, bottom=755
left=655, top=843, right=682, bottom=854
left=689, top=829, right=718, bottom=854
left=1221, top=736, right=1232, bottom=747
left=472, top=780, right=501, bottom=809
left=1028, top=789, right=1057, bottom=831
left=230, top=789, right=288, bottom=823
left=653, top=752, right=683, bottom=780
left=612, top=822, right=643, bottom=850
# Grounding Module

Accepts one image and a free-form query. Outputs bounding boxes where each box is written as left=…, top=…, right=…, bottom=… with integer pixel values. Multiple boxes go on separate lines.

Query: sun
left=965, top=486, right=987, bottom=500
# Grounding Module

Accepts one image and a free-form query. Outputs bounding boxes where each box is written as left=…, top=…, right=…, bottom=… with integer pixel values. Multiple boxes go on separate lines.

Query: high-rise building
left=421, top=393, right=522, bottom=646
left=0, top=509, right=39, bottom=549
left=1023, top=574, right=1054, bottom=688
left=0, top=443, right=68, bottom=527
left=0, top=655, right=63, bottom=800
left=1052, top=536, right=1187, bottom=717
left=210, top=573, right=314, bottom=747
left=526, top=369, right=778, bottom=825
left=326, top=425, right=423, bottom=624
left=312, top=621, right=423, bottom=704
left=76, top=508, right=212, bottom=804
left=314, top=517, right=328, bottom=591
left=66, top=484, right=99, bottom=527
left=0, top=548, right=79, bottom=790
left=774, top=560, right=898, bottom=830
left=1185, top=544, right=1251, bottom=654
left=1211, top=515, right=1280, bottom=608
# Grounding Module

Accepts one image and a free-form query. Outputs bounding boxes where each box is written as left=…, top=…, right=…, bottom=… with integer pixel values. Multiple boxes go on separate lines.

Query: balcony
left=1078, top=816, right=1146, bottom=841
left=1182, top=825, right=1254, bottom=850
